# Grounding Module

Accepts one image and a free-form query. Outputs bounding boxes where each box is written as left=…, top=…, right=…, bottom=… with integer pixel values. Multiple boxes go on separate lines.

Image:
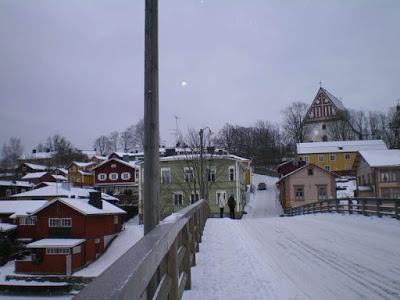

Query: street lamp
left=199, top=127, right=212, bottom=200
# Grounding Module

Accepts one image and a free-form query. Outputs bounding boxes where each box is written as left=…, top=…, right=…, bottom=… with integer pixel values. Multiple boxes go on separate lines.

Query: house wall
left=355, top=157, right=375, bottom=197
left=297, top=152, right=356, bottom=175
left=285, top=166, right=336, bottom=208
left=68, top=163, right=94, bottom=187
left=375, top=168, right=400, bottom=198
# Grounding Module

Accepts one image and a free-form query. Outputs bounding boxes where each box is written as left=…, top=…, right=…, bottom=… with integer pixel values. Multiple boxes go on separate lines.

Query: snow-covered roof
left=92, top=158, right=140, bottom=171
left=0, top=180, right=33, bottom=188
left=20, top=151, right=55, bottom=160
left=21, top=172, right=48, bottom=180
left=11, top=184, right=118, bottom=201
left=359, top=150, right=400, bottom=167
left=56, top=168, right=68, bottom=175
left=0, top=200, right=47, bottom=218
left=81, top=150, right=97, bottom=157
left=0, top=223, right=17, bottom=232
left=278, top=163, right=339, bottom=181
left=159, top=153, right=250, bottom=162
left=26, top=238, right=85, bottom=248
left=33, top=197, right=126, bottom=216
left=51, top=175, right=68, bottom=181
left=297, top=140, right=387, bottom=154
left=322, top=88, right=346, bottom=111
left=78, top=170, right=92, bottom=176
left=71, top=161, right=95, bottom=168
left=24, top=163, right=48, bottom=171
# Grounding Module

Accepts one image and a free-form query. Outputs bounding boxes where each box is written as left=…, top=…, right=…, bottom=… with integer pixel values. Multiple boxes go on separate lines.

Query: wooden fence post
left=362, top=200, right=367, bottom=216
left=395, top=200, right=400, bottom=220
left=167, top=239, right=179, bottom=300
left=348, top=199, right=352, bottom=214
left=327, top=200, right=331, bottom=213
left=376, top=200, right=382, bottom=218
left=319, top=201, right=323, bottom=213
left=335, top=199, right=339, bottom=213
left=182, top=225, right=192, bottom=290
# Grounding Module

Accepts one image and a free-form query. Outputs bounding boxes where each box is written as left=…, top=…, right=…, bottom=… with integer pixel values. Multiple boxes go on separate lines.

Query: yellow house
left=297, top=140, right=387, bottom=176
left=67, top=161, right=96, bottom=187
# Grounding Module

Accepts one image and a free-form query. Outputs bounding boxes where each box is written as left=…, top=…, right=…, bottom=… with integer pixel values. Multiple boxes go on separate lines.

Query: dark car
left=258, top=182, right=267, bottom=190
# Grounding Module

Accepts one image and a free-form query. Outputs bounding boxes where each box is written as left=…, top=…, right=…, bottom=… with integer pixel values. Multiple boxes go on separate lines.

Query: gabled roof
left=32, top=197, right=126, bottom=216
left=297, top=140, right=387, bottom=154
left=159, top=153, right=249, bottom=162
left=21, top=172, right=48, bottom=180
left=91, top=158, right=140, bottom=171
left=321, top=87, right=346, bottom=111
left=11, top=184, right=118, bottom=201
left=358, top=150, right=400, bottom=167
left=278, top=163, right=339, bottom=182
left=19, top=151, right=56, bottom=160
left=51, top=175, right=68, bottom=181
left=24, top=163, right=48, bottom=171
left=0, top=200, right=47, bottom=218
left=0, top=180, right=33, bottom=188
left=68, top=161, right=96, bottom=169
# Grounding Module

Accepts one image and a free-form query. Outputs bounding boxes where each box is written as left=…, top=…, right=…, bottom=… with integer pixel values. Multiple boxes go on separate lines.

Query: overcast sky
left=1, top=0, right=399, bottom=153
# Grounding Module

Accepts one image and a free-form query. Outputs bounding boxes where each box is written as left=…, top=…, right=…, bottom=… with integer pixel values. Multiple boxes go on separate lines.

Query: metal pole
left=144, top=0, right=160, bottom=235
left=199, top=129, right=204, bottom=199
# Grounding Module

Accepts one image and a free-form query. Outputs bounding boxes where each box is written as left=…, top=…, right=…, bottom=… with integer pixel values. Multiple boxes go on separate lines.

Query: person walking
left=218, top=194, right=225, bottom=218
left=228, top=194, right=236, bottom=219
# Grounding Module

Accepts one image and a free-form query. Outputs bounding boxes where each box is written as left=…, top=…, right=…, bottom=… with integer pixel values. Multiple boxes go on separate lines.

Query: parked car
left=258, top=182, right=267, bottom=190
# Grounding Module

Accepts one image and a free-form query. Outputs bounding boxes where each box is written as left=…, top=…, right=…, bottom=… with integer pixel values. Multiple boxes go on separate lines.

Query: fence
left=285, top=198, right=400, bottom=219
left=74, top=199, right=209, bottom=300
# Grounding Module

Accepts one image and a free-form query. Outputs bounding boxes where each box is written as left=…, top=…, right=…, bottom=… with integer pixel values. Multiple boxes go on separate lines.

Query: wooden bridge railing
left=285, top=198, right=400, bottom=219
left=74, top=199, right=209, bottom=300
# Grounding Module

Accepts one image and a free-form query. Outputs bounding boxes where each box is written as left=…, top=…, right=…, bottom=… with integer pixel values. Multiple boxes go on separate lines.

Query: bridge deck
left=183, top=176, right=400, bottom=300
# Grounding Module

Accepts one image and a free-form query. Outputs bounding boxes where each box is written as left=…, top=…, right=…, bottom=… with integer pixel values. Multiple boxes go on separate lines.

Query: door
left=66, top=254, right=72, bottom=276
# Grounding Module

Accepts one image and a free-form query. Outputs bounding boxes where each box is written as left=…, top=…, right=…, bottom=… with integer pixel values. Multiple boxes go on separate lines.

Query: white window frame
left=121, top=172, right=131, bottom=180
left=207, top=166, right=216, bottom=182
left=216, top=190, right=226, bottom=205
left=191, top=192, right=200, bottom=203
left=318, top=155, right=324, bottom=162
left=114, top=215, right=118, bottom=225
left=317, top=185, right=328, bottom=200
left=98, top=173, right=107, bottom=181
left=72, top=245, right=81, bottom=254
left=19, top=216, right=37, bottom=226
left=48, top=218, right=72, bottom=228
left=46, top=248, right=70, bottom=255
left=329, top=154, right=336, bottom=161
left=161, top=168, right=171, bottom=184
left=294, top=186, right=304, bottom=201
left=109, top=172, right=119, bottom=181
left=111, top=164, right=117, bottom=168
left=184, top=167, right=194, bottom=183
left=345, top=153, right=351, bottom=160
left=324, top=165, right=331, bottom=171
left=303, top=156, right=309, bottom=163
left=228, top=166, right=235, bottom=182
left=173, top=192, right=183, bottom=206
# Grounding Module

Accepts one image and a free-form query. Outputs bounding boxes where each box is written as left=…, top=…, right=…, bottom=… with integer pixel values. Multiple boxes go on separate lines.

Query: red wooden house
left=15, top=192, right=126, bottom=275
left=92, top=158, right=139, bottom=200
left=20, top=172, right=56, bottom=185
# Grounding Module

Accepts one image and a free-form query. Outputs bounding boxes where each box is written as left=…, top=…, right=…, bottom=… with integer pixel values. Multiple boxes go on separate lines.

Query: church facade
left=303, top=87, right=348, bottom=142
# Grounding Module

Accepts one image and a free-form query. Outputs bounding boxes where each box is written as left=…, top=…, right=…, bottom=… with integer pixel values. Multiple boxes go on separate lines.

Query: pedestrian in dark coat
left=228, top=194, right=236, bottom=219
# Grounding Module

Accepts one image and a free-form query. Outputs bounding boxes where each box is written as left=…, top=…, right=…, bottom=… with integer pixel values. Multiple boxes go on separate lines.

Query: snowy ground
left=183, top=174, right=400, bottom=300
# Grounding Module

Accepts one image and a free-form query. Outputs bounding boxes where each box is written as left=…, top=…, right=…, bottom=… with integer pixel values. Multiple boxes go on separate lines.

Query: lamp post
left=199, top=127, right=211, bottom=200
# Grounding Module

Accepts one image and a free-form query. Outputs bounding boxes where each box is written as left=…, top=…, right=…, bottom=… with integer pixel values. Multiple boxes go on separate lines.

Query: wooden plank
left=152, top=274, right=171, bottom=300
left=178, top=272, right=188, bottom=299
left=177, top=245, right=186, bottom=270
left=167, top=239, right=179, bottom=300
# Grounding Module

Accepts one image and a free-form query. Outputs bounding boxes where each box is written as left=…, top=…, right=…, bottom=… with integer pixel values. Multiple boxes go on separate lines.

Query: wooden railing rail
left=285, top=198, right=400, bottom=220
left=74, top=199, right=209, bottom=300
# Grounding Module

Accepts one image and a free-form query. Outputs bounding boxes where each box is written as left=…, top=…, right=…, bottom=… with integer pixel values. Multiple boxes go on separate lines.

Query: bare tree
left=120, top=126, right=135, bottom=152
left=109, top=131, right=119, bottom=152
left=133, top=119, right=145, bottom=150
left=281, top=102, right=311, bottom=144
left=93, top=135, right=112, bottom=156
left=44, top=134, right=73, bottom=152
left=1, top=137, right=23, bottom=169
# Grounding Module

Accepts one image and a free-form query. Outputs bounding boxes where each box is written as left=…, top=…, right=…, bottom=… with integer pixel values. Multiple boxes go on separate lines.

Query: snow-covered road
left=183, top=175, right=400, bottom=300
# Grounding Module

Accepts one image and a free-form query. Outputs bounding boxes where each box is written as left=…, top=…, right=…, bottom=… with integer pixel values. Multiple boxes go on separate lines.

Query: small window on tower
left=322, top=124, right=326, bottom=130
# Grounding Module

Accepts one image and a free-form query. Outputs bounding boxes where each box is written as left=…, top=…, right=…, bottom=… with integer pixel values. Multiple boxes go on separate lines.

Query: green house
left=138, top=154, right=249, bottom=219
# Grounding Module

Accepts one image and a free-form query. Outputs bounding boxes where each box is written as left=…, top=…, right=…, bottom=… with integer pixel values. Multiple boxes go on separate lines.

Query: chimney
left=46, top=148, right=51, bottom=153
left=89, top=192, right=103, bottom=209
left=122, top=154, right=130, bottom=162
left=32, top=149, right=37, bottom=154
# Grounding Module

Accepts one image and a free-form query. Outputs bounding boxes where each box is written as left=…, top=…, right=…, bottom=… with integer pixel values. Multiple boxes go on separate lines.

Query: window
left=324, top=165, right=331, bottom=171
left=184, top=168, right=194, bottom=182
left=109, top=173, right=119, bottom=181
left=303, top=156, right=309, bottom=163
left=345, top=153, right=351, bottom=160
left=135, top=169, right=140, bottom=182
left=380, top=171, right=389, bottom=182
left=6, top=189, right=12, bottom=197
left=391, top=170, right=400, bottom=182
left=114, top=215, right=118, bottom=225
left=46, top=248, right=70, bottom=255
left=322, top=124, right=326, bottom=130
left=121, top=172, right=131, bottom=180
left=49, top=218, right=72, bottom=228
left=294, top=186, right=304, bottom=201
left=367, top=174, right=371, bottom=185
left=72, top=246, right=81, bottom=254
left=381, top=188, right=400, bottom=199
left=191, top=192, right=199, bottom=204
left=111, top=164, right=117, bottom=168
left=98, top=173, right=107, bottom=181
left=318, top=155, right=324, bottom=162
left=308, top=168, right=314, bottom=176
left=174, top=192, right=183, bottom=206
left=19, top=216, right=36, bottom=225
left=207, top=166, right=216, bottom=182
left=329, top=154, right=336, bottom=161
left=318, top=185, right=327, bottom=200
left=161, top=168, right=171, bottom=184
left=322, top=135, right=328, bottom=142
left=229, top=166, right=235, bottom=181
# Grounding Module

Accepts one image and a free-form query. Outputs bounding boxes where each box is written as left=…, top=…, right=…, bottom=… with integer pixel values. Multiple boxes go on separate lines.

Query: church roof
left=321, top=88, right=346, bottom=111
